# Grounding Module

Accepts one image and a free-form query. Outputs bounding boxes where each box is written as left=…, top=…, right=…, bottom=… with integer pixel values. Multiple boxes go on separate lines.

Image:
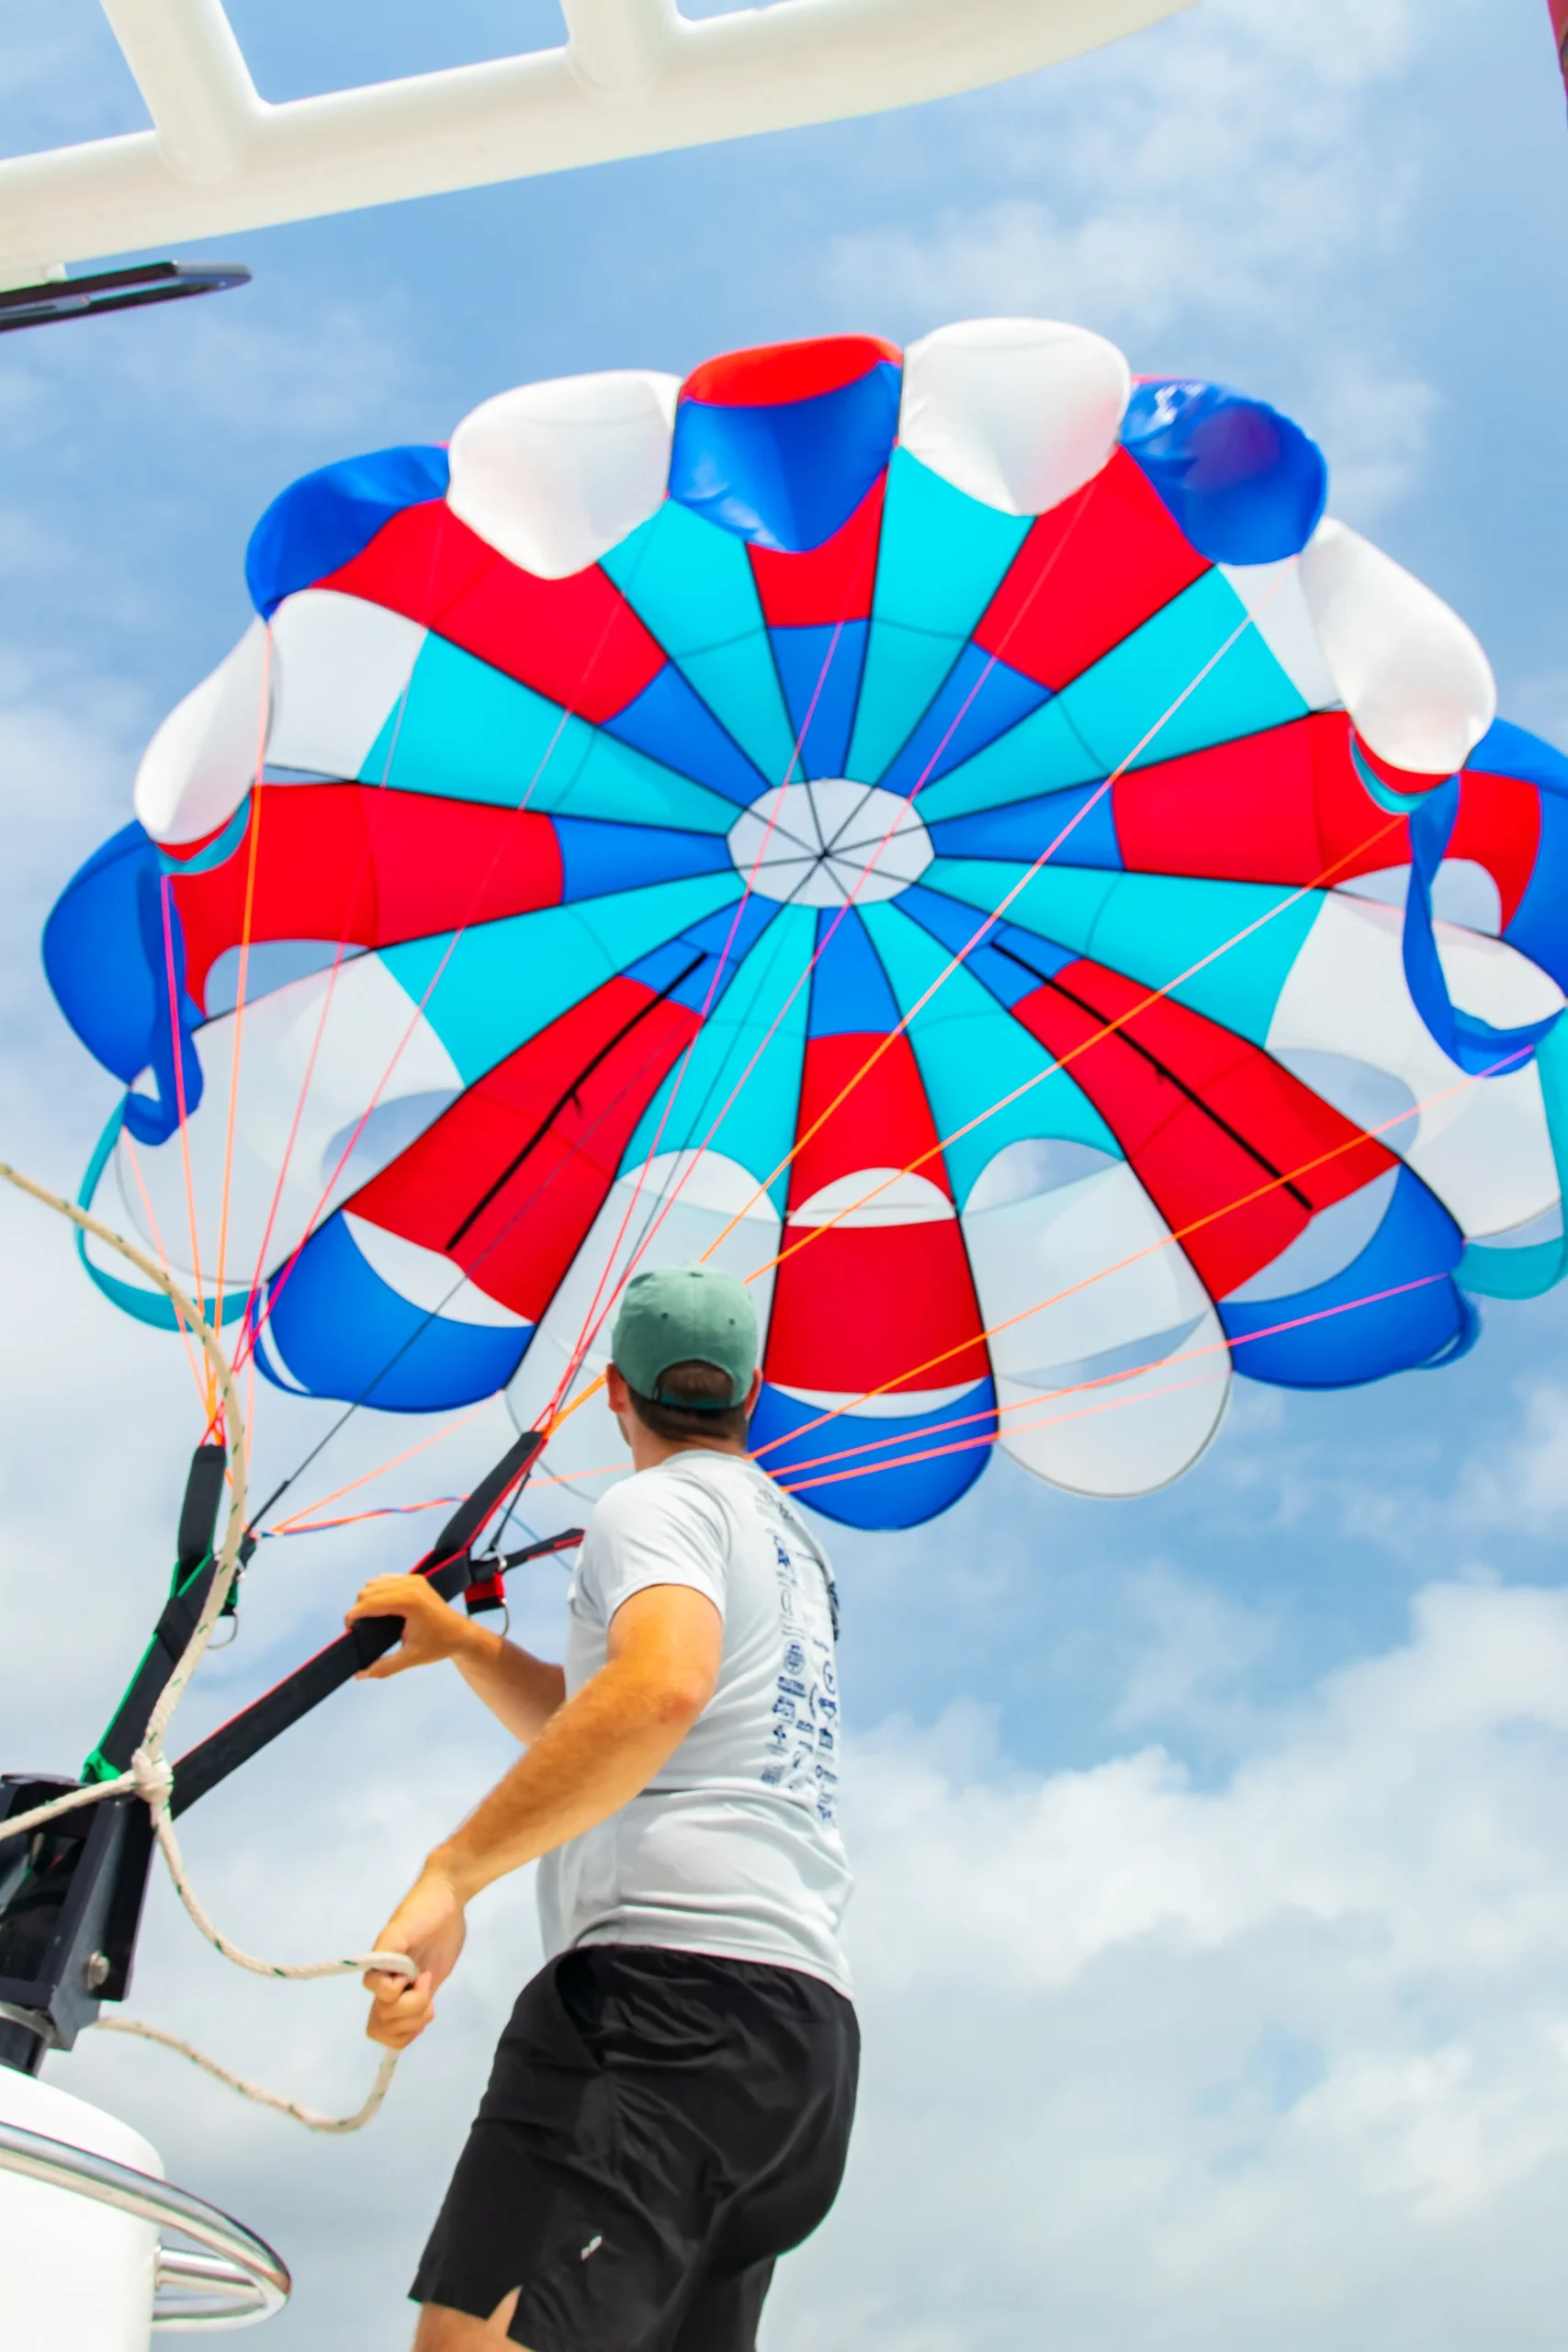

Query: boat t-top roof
left=0, top=0, right=1190, bottom=284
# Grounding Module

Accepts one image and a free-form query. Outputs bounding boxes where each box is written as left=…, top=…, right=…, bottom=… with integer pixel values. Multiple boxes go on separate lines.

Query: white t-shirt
left=536, top=1450, right=852, bottom=1999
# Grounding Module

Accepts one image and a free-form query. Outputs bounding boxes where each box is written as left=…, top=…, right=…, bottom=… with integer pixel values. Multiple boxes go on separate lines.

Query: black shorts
left=412, top=1945, right=860, bottom=2352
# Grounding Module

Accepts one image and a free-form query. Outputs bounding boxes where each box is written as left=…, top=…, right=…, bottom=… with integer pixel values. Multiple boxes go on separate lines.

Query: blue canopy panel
left=43, top=821, right=164, bottom=1081
left=769, top=622, right=868, bottom=780
left=806, top=910, right=901, bottom=1036
left=669, top=345, right=902, bottom=554
left=876, top=643, right=1050, bottom=800
left=1120, top=381, right=1327, bottom=564
left=42, top=820, right=204, bottom=1144
left=750, top=1378, right=997, bottom=1529
left=601, top=662, right=769, bottom=806
left=926, top=780, right=1123, bottom=872
left=552, top=817, right=734, bottom=901
left=1219, top=1165, right=1471, bottom=1386
left=1483, top=719, right=1568, bottom=996
left=245, top=446, right=450, bottom=619
left=255, top=1210, right=532, bottom=1410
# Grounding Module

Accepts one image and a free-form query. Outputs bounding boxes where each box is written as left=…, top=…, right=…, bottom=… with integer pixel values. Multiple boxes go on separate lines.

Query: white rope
left=0, top=1159, right=413, bottom=2131
left=95, top=2020, right=400, bottom=2135
left=144, top=1766, right=412, bottom=1984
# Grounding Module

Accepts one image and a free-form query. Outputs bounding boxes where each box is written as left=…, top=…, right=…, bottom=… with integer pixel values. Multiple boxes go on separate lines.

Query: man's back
left=540, top=1450, right=852, bottom=1996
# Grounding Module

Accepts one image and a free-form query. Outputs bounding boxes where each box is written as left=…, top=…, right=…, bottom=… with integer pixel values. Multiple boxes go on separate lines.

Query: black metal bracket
left=464, top=1524, right=584, bottom=1615
left=168, top=1428, right=547, bottom=1815
left=0, top=1427, right=547, bottom=2075
left=0, top=1781, right=154, bottom=2070
left=0, top=261, right=251, bottom=335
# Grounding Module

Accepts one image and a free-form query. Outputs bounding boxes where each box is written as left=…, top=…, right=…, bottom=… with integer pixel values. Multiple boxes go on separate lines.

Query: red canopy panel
left=348, top=977, right=698, bottom=1322
left=170, top=785, right=563, bottom=1013
left=973, top=449, right=1210, bottom=693
left=1012, top=958, right=1396, bottom=1301
left=321, top=504, right=665, bottom=723
left=1112, top=712, right=1541, bottom=923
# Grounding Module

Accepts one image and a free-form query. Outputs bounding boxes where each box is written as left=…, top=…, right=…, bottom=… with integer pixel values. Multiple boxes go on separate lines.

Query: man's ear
left=744, top=1366, right=763, bottom=1413
left=605, top=1363, right=630, bottom=1416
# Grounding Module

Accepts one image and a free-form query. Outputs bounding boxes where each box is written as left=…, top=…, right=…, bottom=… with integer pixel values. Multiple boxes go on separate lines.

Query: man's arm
left=345, top=1575, right=566, bottom=1744
left=364, top=1582, right=722, bottom=2050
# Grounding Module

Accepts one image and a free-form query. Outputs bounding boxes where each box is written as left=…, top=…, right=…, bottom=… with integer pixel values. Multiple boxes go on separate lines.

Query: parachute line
left=536, top=502, right=897, bottom=1426
left=780, top=1271, right=1461, bottom=1499
left=446, top=951, right=705, bottom=1250
left=750, top=1042, right=1526, bottom=1470
left=231, top=505, right=459, bottom=1354
left=997, top=945, right=1314, bottom=1206
left=703, top=588, right=1275, bottom=1267
left=757, top=808, right=1407, bottom=1288
left=234, top=503, right=678, bottom=1386
left=120, top=1128, right=209, bottom=1407
left=159, top=873, right=208, bottom=1361
left=541, top=474, right=1111, bottom=1409
left=211, top=629, right=273, bottom=1343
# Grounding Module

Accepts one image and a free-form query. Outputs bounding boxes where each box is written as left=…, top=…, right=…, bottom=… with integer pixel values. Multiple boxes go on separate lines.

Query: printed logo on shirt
left=766, top=1526, right=840, bottom=1825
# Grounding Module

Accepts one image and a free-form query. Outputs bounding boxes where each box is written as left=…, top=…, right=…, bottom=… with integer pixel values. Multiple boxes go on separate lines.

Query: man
left=349, top=1265, right=857, bottom=2352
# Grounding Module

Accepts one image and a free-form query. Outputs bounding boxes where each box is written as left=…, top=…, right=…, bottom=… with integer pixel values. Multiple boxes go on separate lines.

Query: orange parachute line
left=211, top=628, right=272, bottom=1333
left=779, top=1368, right=1229, bottom=1497
left=779, top=1259, right=1466, bottom=1501
left=540, top=515, right=897, bottom=1429
left=748, top=1048, right=1519, bottom=1466
left=234, top=502, right=685, bottom=1379
left=699, top=592, right=1275, bottom=1271
left=270, top=1495, right=463, bottom=1538
left=761, top=1266, right=1454, bottom=1491
left=266, top=1398, right=494, bottom=1535
left=530, top=1457, right=629, bottom=1491
left=754, top=808, right=1408, bottom=1286
left=543, top=476, right=1110, bottom=1408
left=574, top=591, right=1246, bottom=1363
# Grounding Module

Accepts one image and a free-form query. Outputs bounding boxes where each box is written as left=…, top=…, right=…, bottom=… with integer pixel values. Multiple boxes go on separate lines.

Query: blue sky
left=6, top=3, right=1568, bottom=2346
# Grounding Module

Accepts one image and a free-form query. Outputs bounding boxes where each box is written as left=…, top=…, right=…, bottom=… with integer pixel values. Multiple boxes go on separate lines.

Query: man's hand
left=346, top=1574, right=477, bottom=1679
left=365, top=1866, right=468, bottom=2050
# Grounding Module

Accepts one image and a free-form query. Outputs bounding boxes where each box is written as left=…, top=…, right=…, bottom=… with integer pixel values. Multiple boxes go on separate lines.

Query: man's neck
left=627, top=1430, right=750, bottom=1476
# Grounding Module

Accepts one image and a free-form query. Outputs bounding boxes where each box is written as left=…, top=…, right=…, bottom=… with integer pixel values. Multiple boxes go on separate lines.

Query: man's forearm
left=430, top=1652, right=702, bottom=1902
left=452, top=1622, right=566, bottom=1744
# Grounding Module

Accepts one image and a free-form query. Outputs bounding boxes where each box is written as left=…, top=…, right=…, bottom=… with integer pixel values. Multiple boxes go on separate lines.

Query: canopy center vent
left=727, top=780, right=934, bottom=908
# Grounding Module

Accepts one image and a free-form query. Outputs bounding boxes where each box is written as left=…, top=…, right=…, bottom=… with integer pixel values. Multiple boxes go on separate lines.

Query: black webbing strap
left=90, top=1446, right=237, bottom=1781
left=168, top=1429, right=544, bottom=1817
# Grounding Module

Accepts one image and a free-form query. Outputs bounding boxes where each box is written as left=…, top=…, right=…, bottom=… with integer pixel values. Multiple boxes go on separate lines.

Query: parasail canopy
left=44, top=319, right=1568, bottom=1529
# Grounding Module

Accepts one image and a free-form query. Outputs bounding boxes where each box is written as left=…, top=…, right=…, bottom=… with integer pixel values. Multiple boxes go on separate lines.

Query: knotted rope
left=0, top=1159, right=412, bottom=2131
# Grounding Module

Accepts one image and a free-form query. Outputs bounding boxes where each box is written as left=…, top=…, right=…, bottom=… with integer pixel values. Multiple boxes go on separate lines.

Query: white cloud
left=1461, top=1381, right=1568, bottom=1532
left=30, top=1581, right=1568, bottom=2352
left=115, top=298, right=419, bottom=444
left=825, top=0, right=1437, bottom=526
left=763, top=1581, right=1568, bottom=2352
left=1109, top=1562, right=1277, bottom=1736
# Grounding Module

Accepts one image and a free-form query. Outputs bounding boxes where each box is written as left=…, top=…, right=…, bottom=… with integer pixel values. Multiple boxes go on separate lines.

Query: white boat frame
left=0, top=0, right=1191, bottom=283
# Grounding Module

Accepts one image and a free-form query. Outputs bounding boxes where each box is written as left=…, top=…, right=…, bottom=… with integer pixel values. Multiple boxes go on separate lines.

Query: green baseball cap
left=611, top=1265, right=759, bottom=1409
